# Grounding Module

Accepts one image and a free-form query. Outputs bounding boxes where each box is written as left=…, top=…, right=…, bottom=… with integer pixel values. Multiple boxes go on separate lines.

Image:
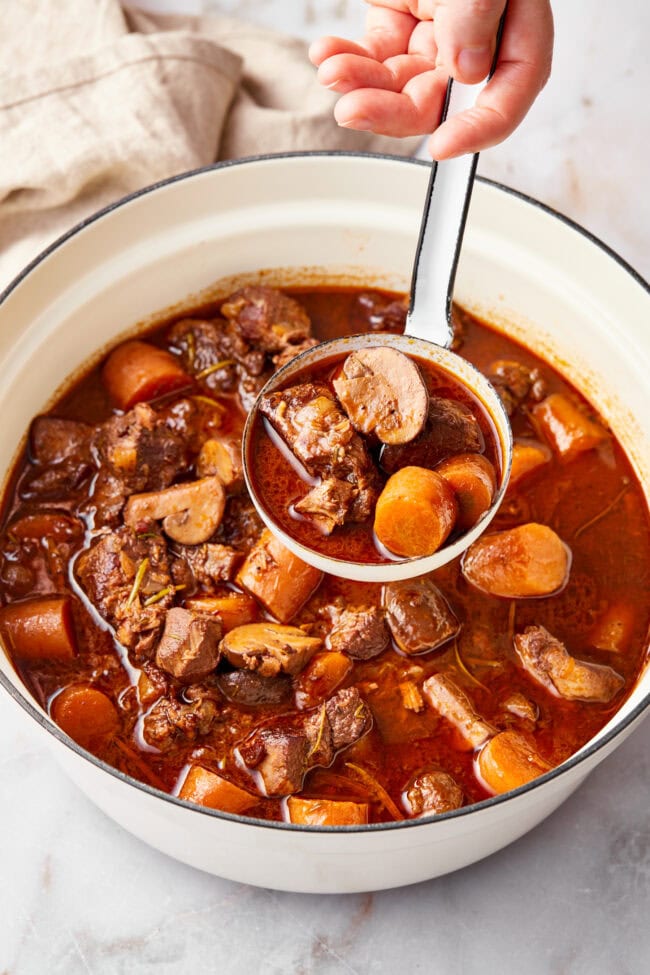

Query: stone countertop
left=2, top=2, right=649, bottom=972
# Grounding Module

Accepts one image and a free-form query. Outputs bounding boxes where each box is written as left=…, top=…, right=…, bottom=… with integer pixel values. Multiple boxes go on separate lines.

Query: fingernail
left=338, top=119, right=374, bottom=131
left=457, top=46, right=491, bottom=79
left=325, top=80, right=341, bottom=89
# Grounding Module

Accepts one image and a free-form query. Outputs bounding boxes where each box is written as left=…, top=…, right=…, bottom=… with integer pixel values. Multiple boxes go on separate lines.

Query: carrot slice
left=0, top=596, right=77, bottom=661
left=286, top=796, right=369, bottom=826
left=178, top=765, right=258, bottom=814
left=184, top=593, right=259, bottom=633
left=294, top=651, right=353, bottom=710
left=51, top=684, right=120, bottom=753
left=374, top=466, right=458, bottom=558
left=436, top=453, right=497, bottom=531
left=477, top=730, right=552, bottom=794
left=102, top=340, right=190, bottom=410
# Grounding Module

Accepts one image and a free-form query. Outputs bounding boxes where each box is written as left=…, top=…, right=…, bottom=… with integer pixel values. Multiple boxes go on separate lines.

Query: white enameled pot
left=0, top=154, right=649, bottom=894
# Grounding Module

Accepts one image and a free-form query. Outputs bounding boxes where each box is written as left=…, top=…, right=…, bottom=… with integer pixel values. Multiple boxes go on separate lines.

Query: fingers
left=309, top=36, right=370, bottom=66
left=334, top=69, right=448, bottom=136
left=429, top=0, right=554, bottom=158
left=317, top=53, right=437, bottom=95
left=433, top=0, right=508, bottom=84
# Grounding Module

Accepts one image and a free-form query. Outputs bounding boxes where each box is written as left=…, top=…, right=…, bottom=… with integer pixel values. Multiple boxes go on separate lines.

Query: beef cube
left=404, top=770, right=464, bottom=817
left=217, top=669, right=293, bottom=708
left=259, top=382, right=380, bottom=525
left=272, top=337, right=319, bottom=369
left=143, top=695, right=219, bottom=750
left=514, top=625, right=624, bottom=703
left=383, top=578, right=459, bottom=655
left=75, top=527, right=173, bottom=661
left=238, top=728, right=310, bottom=796
left=168, top=318, right=240, bottom=391
left=177, top=543, right=240, bottom=586
left=487, top=360, right=548, bottom=416
left=353, top=292, right=407, bottom=334
left=238, top=687, right=372, bottom=796
left=22, top=417, right=93, bottom=499
left=319, top=687, right=373, bottom=751
left=221, top=286, right=311, bottom=354
left=155, top=607, right=221, bottom=682
left=380, top=397, right=484, bottom=474
left=94, top=403, right=187, bottom=497
left=29, top=417, right=92, bottom=466
left=329, top=606, right=389, bottom=660
left=294, top=478, right=356, bottom=535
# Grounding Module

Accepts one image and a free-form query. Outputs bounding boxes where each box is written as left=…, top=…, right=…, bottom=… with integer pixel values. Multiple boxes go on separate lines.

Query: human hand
left=309, top=1, right=553, bottom=160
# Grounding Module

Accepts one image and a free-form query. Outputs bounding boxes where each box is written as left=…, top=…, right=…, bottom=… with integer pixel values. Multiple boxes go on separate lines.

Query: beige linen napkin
left=0, top=0, right=419, bottom=290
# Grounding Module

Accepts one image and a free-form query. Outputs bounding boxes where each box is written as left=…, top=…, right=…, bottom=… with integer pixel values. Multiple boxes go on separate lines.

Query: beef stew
left=0, top=283, right=648, bottom=826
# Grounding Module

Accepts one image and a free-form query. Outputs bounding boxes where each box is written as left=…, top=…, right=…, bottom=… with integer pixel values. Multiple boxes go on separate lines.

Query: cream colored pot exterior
left=1, top=155, right=649, bottom=893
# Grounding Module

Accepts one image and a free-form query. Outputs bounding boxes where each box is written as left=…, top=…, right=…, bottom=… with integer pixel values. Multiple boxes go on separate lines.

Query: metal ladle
left=242, top=45, right=513, bottom=582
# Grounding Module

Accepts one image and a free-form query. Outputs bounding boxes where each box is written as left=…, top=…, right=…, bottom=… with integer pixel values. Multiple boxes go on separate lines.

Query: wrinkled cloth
left=0, top=0, right=418, bottom=290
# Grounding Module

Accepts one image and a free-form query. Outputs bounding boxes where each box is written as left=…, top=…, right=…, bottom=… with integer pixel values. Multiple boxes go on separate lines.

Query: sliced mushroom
left=221, top=622, right=323, bottom=677
left=196, top=438, right=243, bottom=490
left=333, top=347, right=429, bottom=445
left=123, top=476, right=225, bottom=544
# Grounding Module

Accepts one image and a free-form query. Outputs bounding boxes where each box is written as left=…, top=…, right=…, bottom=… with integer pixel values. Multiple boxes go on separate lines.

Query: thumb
left=434, top=0, right=507, bottom=84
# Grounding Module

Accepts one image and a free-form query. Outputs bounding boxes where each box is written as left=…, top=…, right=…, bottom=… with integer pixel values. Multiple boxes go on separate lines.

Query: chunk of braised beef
left=30, top=417, right=93, bottom=466
left=259, top=382, right=380, bottom=526
left=238, top=687, right=372, bottom=796
left=353, top=291, right=407, bottom=334
left=221, top=286, right=311, bottom=355
left=215, top=496, right=265, bottom=551
left=329, top=606, right=390, bottom=660
left=237, top=370, right=271, bottom=413
left=217, top=669, right=293, bottom=708
left=168, top=318, right=240, bottom=392
left=487, top=360, right=548, bottom=416
left=272, top=337, right=319, bottom=369
left=21, top=417, right=94, bottom=499
left=174, top=543, right=240, bottom=587
left=155, top=607, right=222, bottom=682
left=380, top=397, right=484, bottom=474
left=404, top=770, right=464, bottom=817
left=239, top=729, right=309, bottom=795
left=90, top=403, right=189, bottom=526
left=1, top=511, right=85, bottom=596
left=294, top=478, right=356, bottom=535
left=94, top=403, right=187, bottom=495
left=75, top=527, right=173, bottom=662
left=143, top=695, right=219, bottom=750
left=383, top=578, right=460, bottom=655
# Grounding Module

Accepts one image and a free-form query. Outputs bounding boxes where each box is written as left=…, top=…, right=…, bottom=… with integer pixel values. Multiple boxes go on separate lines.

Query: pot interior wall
left=0, top=155, right=648, bottom=748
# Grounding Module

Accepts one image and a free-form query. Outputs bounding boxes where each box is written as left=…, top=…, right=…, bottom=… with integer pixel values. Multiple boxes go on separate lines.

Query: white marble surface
left=2, top=1, right=650, bottom=972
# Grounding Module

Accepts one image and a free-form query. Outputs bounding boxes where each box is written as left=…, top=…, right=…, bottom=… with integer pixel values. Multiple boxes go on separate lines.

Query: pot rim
left=1, top=150, right=648, bottom=835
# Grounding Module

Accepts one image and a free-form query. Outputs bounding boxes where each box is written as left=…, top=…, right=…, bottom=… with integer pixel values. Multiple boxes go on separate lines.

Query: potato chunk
left=462, top=523, right=570, bottom=598
left=532, top=393, right=608, bottom=461
left=507, top=439, right=551, bottom=488
left=178, top=765, right=258, bottom=814
left=514, top=625, right=624, bottom=702
left=236, top=529, right=323, bottom=623
left=286, top=796, right=369, bottom=825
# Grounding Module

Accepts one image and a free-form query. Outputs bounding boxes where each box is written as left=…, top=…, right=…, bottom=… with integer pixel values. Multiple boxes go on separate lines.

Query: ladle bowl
left=242, top=330, right=513, bottom=582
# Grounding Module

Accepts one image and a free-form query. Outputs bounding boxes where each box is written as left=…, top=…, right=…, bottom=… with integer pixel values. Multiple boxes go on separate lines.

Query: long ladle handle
left=407, top=10, right=507, bottom=347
